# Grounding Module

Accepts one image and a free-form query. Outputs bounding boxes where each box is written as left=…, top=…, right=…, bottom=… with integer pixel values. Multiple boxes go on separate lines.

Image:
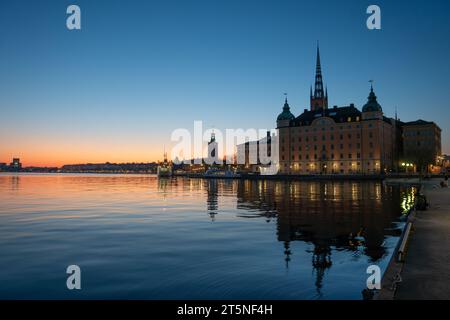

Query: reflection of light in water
left=324, top=183, right=328, bottom=197
left=351, top=183, right=359, bottom=201
left=309, top=183, right=317, bottom=201
left=291, top=183, right=300, bottom=198
left=400, top=188, right=416, bottom=214
left=375, top=184, right=381, bottom=200
left=275, top=183, right=281, bottom=196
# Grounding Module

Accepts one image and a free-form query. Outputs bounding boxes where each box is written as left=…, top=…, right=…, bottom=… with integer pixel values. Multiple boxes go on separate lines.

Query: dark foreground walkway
left=395, top=181, right=450, bottom=300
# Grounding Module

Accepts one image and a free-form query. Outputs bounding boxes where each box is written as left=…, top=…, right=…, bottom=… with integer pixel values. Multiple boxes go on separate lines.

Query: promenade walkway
left=395, top=180, right=450, bottom=299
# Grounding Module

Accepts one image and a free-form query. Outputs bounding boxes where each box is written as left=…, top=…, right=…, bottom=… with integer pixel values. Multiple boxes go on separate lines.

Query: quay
left=394, top=179, right=450, bottom=299
left=174, top=172, right=447, bottom=182
left=376, top=178, right=450, bottom=300
left=174, top=172, right=385, bottom=181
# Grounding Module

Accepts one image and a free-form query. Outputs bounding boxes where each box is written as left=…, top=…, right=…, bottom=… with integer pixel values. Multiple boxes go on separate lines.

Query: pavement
left=395, top=180, right=450, bottom=300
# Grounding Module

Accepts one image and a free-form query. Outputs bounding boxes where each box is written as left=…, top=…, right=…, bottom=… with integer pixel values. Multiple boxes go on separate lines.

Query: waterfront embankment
left=393, top=180, right=450, bottom=299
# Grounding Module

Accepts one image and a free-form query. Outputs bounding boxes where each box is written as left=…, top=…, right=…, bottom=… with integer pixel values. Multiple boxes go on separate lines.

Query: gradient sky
left=1, top=0, right=449, bottom=166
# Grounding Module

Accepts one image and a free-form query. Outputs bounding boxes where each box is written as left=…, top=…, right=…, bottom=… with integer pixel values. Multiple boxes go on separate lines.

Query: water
left=0, top=173, right=415, bottom=300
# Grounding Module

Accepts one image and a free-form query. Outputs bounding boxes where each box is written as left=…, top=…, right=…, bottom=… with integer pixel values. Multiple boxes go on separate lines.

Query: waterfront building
left=9, top=158, right=22, bottom=172
left=236, top=131, right=272, bottom=173
left=0, top=163, right=7, bottom=172
left=442, top=155, right=450, bottom=173
left=277, top=47, right=398, bottom=175
left=401, top=120, right=442, bottom=173
left=206, top=132, right=220, bottom=165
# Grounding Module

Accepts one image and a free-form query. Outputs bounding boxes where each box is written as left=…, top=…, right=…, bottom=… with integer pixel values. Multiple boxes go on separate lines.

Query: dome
left=277, top=99, right=295, bottom=121
left=362, top=86, right=382, bottom=113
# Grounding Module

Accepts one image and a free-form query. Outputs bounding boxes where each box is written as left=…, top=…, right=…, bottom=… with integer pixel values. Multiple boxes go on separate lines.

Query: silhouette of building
left=9, top=158, right=22, bottom=172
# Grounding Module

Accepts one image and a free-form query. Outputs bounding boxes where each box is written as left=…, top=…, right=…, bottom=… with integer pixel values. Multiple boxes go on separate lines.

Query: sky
left=0, top=0, right=449, bottom=166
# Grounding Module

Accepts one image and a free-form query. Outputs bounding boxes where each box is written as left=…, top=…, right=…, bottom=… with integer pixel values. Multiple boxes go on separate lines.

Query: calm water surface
left=0, top=173, right=415, bottom=299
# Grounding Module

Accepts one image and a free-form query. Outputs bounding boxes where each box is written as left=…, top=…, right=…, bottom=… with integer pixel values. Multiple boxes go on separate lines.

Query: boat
left=203, top=167, right=240, bottom=179
left=157, top=151, right=172, bottom=177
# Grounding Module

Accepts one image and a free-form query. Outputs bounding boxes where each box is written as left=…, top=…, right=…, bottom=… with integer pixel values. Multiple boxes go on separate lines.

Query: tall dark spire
left=314, top=45, right=324, bottom=99
left=310, top=44, right=328, bottom=111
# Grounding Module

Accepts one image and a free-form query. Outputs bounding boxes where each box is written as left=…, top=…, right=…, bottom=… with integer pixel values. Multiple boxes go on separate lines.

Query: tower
left=276, top=95, right=295, bottom=128
left=362, top=82, right=383, bottom=120
left=310, top=45, right=328, bottom=111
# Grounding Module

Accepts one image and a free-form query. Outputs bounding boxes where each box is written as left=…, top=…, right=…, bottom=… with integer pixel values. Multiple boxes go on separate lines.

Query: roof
left=292, top=105, right=361, bottom=126
left=362, top=87, right=382, bottom=113
left=277, top=99, right=295, bottom=121
left=403, top=119, right=434, bottom=126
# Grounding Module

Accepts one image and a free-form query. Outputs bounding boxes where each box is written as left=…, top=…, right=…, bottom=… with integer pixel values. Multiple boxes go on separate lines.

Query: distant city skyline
left=1, top=0, right=449, bottom=167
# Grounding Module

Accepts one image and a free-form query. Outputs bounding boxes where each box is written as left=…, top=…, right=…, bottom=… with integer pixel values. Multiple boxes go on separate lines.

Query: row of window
left=281, top=152, right=378, bottom=161
left=292, top=122, right=375, bottom=131
left=281, top=142, right=375, bottom=152
left=282, top=132, right=375, bottom=143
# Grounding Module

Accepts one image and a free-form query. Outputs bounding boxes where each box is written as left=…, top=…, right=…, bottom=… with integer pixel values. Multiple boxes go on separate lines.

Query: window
left=357, top=153, right=361, bottom=159
left=348, top=154, right=352, bottom=159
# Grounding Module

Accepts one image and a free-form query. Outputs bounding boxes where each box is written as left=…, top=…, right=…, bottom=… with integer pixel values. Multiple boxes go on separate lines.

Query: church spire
left=314, top=45, right=324, bottom=99
left=310, top=44, right=328, bottom=111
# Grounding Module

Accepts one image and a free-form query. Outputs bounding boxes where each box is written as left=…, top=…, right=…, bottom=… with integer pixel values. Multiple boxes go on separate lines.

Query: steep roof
left=292, top=105, right=361, bottom=126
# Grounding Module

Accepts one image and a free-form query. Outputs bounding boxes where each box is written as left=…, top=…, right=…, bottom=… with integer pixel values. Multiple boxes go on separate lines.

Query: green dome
left=277, top=99, right=295, bottom=121
left=362, top=86, right=382, bottom=112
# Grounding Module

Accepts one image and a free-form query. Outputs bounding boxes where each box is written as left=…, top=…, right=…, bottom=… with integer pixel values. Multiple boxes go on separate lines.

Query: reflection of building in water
left=206, top=179, right=219, bottom=221
left=9, top=175, right=20, bottom=190
left=237, top=180, right=408, bottom=295
left=310, top=240, right=332, bottom=298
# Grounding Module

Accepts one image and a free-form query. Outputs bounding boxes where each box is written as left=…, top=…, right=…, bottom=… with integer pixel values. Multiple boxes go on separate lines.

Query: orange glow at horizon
left=0, top=136, right=168, bottom=167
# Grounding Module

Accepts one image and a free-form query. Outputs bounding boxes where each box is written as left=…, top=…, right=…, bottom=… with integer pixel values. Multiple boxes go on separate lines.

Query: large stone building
left=402, top=120, right=442, bottom=173
left=277, top=47, right=398, bottom=175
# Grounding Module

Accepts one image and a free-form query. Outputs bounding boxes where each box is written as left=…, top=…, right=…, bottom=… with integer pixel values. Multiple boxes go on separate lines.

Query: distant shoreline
left=2, top=171, right=447, bottom=181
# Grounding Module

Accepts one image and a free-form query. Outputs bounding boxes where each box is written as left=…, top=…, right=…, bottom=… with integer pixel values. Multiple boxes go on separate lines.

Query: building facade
left=402, top=120, right=442, bottom=173
left=277, top=47, right=398, bottom=175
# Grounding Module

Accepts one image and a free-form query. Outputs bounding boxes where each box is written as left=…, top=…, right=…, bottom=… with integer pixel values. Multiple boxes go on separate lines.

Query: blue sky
left=0, top=0, right=449, bottom=165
